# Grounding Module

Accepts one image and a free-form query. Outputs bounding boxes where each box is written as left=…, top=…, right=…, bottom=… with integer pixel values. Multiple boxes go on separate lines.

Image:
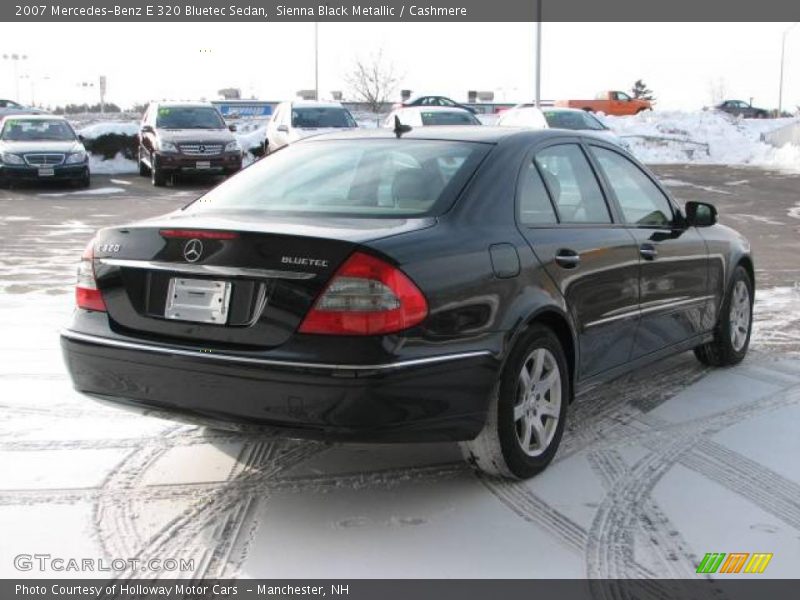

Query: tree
left=630, top=79, right=655, bottom=101
left=345, top=49, right=399, bottom=114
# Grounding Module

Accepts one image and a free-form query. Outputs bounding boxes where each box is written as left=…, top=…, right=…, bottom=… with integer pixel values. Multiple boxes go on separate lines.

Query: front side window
left=615, top=92, right=632, bottom=101
left=291, top=107, right=356, bottom=128
left=592, top=146, right=673, bottom=227
left=534, top=144, right=610, bottom=224
left=1, top=119, right=76, bottom=141
left=156, top=107, right=225, bottom=129
left=187, top=139, right=490, bottom=217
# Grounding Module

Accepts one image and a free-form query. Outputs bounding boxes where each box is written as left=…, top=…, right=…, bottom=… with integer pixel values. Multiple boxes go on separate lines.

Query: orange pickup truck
left=555, top=91, right=652, bottom=116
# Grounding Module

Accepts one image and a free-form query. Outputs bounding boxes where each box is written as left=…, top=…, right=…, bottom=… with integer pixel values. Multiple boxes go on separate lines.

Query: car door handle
left=555, top=249, right=581, bottom=269
left=640, top=244, right=658, bottom=260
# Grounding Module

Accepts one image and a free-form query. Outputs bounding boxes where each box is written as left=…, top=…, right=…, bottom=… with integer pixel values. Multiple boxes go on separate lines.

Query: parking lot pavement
left=0, top=167, right=799, bottom=579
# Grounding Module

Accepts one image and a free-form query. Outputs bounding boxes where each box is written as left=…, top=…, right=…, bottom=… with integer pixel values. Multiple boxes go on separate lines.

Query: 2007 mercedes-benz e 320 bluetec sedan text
left=61, top=126, right=754, bottom=479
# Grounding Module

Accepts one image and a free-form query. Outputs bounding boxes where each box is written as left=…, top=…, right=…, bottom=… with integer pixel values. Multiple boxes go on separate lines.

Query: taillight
left=298, top=252, right=428, bottom=336
left=75, top=239, right=106, bottom=312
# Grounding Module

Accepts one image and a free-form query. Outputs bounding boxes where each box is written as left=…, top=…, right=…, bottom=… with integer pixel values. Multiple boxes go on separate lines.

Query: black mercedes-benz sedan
left=0, top=115, right=90, bottom=187
left=61, top=126, right=754, bottom=479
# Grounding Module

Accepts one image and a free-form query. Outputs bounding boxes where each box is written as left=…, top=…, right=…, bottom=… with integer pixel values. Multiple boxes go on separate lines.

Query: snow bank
left=77, top=121, right=139, bottom=139
left=602, top=111, right=800, bottom=171
left=89, top=152, right=137, bottom=175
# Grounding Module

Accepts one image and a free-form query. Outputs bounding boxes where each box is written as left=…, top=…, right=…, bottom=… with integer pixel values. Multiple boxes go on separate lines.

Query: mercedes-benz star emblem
left=183, top=239, right=203, bottom=263
left=199, top=144, right=206, bottom=153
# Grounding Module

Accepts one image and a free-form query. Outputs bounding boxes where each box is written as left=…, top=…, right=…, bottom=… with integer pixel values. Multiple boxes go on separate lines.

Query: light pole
left=778, top=22, right=798, bottom=117
left=314, top=22, right=319, bottom=101
left=3, top=53, right=28, bottom=100
left=534, top=0, right=542, bottom=107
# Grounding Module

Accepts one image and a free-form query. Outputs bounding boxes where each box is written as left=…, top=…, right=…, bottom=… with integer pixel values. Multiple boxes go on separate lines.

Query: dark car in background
left=0, top=98, right=47, bottom=117
left=399, top=95, right=478, bottom=114
left=137, top=102, right=243, bottom=186
left=62, top=127, right=754, bottom=480
left=0, top=115, right=89, bottom=187
left=714, top=100, right=770, bottom=119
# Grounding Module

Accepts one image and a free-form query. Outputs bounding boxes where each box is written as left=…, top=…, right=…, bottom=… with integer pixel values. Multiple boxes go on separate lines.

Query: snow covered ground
left=1, top=289, right=798, bottom=579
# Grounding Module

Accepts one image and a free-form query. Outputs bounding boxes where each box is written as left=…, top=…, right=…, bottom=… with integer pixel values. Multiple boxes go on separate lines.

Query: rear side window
left=591, top=146, right=673, bottom=226
left=188, top=139, right=490, bottom=218
left=534, top=144, right=611, bottom=224
left=420, top=111, right=479, bottom=126
left=518, top=162, right=557, bottom=225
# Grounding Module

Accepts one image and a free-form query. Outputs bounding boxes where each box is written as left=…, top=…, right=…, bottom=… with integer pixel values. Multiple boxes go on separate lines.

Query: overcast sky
left=2, top=22, right=798, bottom=110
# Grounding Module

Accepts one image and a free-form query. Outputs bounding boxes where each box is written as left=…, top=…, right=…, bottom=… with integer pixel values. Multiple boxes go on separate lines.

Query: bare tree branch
left=345, top=49, right=398, bottom=114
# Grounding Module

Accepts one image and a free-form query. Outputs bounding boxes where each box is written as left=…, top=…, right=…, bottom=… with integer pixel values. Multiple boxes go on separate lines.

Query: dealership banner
left=2, top=0, right=800, bottom=21
left=3, top=579, right=800, bottom=599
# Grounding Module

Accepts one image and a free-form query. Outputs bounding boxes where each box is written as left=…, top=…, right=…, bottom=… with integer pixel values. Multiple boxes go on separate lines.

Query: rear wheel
left=460, top=324, right=569, bottom=479
left=694, top=265, right=753, bottom=367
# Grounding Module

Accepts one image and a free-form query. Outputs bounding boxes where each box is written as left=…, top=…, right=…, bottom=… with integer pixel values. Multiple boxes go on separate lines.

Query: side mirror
left=228, top=124, right=237, bottom=132
left=78, top=134, right=85, bottom=143
left=141, top=125, right=154, bottom=134
left=277, top=124, right=289, bottom=133
left=684, top=201, right=717, bottom=227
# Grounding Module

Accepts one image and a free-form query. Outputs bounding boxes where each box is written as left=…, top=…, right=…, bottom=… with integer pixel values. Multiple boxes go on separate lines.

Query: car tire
left=138, top=148, right=149, bottom=177
left=74, top=173, right=90, bottom=189
left=460, top=324, right=569, bottom=479
left=694, top=265, right=753, bottom=367
left=150, top=153, right=167, bottom=187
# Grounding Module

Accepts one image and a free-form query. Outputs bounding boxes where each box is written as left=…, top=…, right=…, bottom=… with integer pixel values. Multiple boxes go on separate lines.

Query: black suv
left=138, top=102, right=243, bottom=186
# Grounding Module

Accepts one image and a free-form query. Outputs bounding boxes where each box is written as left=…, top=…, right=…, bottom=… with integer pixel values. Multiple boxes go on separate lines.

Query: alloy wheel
left=729, top=280, right=751, bottom=352
left=513, top=348, right=562, bottom=457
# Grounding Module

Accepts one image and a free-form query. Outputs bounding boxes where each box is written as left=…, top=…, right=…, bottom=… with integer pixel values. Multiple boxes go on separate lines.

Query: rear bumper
left=61, top=330, right=498, bottom=442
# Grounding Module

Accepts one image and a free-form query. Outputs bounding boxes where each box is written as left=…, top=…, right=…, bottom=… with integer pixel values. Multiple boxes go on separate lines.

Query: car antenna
left=393, top=115, right=412, bottom=138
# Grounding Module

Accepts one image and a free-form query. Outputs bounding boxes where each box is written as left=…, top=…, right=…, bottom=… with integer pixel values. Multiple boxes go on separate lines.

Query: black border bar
left=3, top=0, right=800, bottom=22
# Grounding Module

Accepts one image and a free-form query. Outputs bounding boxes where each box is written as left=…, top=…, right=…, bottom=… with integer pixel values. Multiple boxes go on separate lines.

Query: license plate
left=164, top=278, right=231, bottom=325
left=38, top=167, right=55, bottom=177
left=195, top=161, right=211, bottom=169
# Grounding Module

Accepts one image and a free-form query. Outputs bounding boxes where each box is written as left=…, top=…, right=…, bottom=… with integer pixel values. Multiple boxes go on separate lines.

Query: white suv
left=264, top=101, right=357, bottom=154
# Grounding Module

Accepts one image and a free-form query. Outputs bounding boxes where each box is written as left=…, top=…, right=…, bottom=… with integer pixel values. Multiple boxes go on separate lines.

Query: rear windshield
left=543, top=110, right=606, bottom=131
left=291, top=107, right=356, bottom=128
left=187, top=139, right=490, bottom=217
left=420, top=111, right=480, bottom=126
left=156, top=107, right=225, bottom=129
left=1, top=119, right=75, bottom=141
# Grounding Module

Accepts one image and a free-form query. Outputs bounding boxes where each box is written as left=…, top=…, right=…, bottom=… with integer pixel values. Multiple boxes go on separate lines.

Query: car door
left=587, top=143, right=710, bottom=358
left=516, top=140, right=641, bottom=379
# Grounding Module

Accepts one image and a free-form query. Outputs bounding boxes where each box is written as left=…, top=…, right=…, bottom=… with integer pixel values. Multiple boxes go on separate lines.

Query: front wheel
left=694, top=265, right=753, bottom=367
left=460, top=324, right=569, bottom=479
left=150, top=153, right=167, bottom=187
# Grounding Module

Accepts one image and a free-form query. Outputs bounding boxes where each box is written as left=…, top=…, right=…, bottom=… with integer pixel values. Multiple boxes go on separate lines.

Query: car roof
left=290, top=100, right=344, bottom=108
left=304, top=125, right=582, bottom=145
left=394, top=106, right=472, bottom=115
left=0, top=114, right=65, bottom=122
left=151, top=101, right=216, bottom=108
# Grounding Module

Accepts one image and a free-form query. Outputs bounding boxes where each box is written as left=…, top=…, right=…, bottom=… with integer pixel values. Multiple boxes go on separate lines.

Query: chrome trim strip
left=61, top=330, right=493, bottom=372
left=97, top=258, right=315, bottom=281
left=584, top=295, right=714, bottom=329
